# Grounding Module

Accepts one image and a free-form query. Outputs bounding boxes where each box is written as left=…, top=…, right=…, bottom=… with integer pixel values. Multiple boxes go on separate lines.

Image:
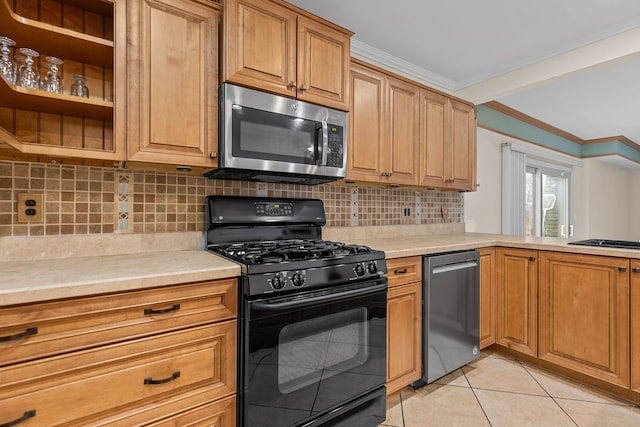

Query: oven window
left=278, top=307, right=368, bottom=394
left=232, top=106, right=318, bottom=164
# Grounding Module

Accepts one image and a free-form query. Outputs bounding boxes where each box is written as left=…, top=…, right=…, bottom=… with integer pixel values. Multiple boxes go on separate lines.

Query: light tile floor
left=383, top=350, right=640, bottom=427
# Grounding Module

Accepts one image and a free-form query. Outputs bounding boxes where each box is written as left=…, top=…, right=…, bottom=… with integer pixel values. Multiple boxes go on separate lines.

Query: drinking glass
left=70, top=74, right=89, bottom=98
left=17, top=47, right=39, bottom=90
left=42, top=56, right=64, bottom=94
left=0, top=36, right=17, bottom=84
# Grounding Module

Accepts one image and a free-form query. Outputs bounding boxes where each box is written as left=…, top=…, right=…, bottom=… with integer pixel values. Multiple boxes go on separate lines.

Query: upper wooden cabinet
left=496, top=247, right=538, bottom=357
left=349, top=60, right=476, bottom=189
left=0, top=0, right=125, bottom=162
left=348, top=62, right=420, bottom=185
left=539, top=252, right=630, bottom=388
left=420, top=89, right=477, bottom=190
left=126, top=0, right=220, bottom=168
left=222, top=0, right=352, bottom=111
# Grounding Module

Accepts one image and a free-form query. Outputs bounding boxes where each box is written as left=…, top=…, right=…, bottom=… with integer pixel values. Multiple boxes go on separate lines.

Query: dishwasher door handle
left=432, top=261, right=478, bottom=275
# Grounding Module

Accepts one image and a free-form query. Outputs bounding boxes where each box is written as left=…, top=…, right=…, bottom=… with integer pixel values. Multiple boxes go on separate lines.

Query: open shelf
left=0, top=77, right=113, bottom=121
left=1, top=0, right=114, bottom=68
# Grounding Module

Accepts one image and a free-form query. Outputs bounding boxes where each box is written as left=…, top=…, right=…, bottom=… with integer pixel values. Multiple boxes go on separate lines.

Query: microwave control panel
left=327, top=125, right=344, bottom=167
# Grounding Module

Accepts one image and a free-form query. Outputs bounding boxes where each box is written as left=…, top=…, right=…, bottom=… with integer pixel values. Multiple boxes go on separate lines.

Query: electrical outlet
left=17, top=193, right=44, bottom=223
left=441, top=205, right=449, bottom=220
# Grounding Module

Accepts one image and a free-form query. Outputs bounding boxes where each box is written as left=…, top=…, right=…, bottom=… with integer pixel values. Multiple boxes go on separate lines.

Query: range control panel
left=255, top=202, right=293, bottom=217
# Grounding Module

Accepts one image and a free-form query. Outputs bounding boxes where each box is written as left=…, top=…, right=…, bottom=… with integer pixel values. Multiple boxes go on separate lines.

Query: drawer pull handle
left=394, top=268, right=408, bottom=275
left=528, top=257, right=536, bottom=262
left=632, top=267, right=640, bottom=273
left=0, top=410, right=36, bottom=427
left=144, top=304, right=180, bottom=315
left=144, top=371, right=181, bottom=385
left=618, top=266, right=627, bottom=272
left=0, top=327, right=38, bottom=343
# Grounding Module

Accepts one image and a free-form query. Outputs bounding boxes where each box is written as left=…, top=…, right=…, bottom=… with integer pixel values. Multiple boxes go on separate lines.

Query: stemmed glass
left=17, top=47, right=40, bottom=90
left=42, top=56, right=64, bottom=94
left=0, top=36, right=17, bottom=84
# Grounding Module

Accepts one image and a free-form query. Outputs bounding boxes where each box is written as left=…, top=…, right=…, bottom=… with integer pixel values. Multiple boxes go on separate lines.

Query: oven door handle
left=251, top=282, right=387, bottom=311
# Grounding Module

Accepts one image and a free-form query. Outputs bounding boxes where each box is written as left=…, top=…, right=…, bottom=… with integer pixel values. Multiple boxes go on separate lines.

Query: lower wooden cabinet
left=0, top=279, right=237, bottom=426
left=479, top=247, right=496, bottom=349
left=496, top=247, right=538, bottom=357
left=539, top=252, right=630, bottom=388
left=632, top=261, right=640, bottom=393
left=386, top=256, right=422, bottom=395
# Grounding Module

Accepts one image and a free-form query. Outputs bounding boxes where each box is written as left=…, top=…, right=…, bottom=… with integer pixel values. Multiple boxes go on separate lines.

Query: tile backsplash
left=0, top=160, right=463, bottom=237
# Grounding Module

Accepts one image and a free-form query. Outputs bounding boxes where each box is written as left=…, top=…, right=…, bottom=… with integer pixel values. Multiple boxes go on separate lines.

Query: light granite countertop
left=0, top=251, right=241, bottom=307
left=3, top=228, right=640, bottom=307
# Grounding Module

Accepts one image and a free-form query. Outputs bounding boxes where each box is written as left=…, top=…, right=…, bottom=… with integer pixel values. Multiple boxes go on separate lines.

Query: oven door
left=239, top=279, right=387, bottom=427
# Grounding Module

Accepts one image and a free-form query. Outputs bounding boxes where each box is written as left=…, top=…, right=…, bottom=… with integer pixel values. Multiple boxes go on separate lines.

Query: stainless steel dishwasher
left=412, top=250, right=480, bottom=388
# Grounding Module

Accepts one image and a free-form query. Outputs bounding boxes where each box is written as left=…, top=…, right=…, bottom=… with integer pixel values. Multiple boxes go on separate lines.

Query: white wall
left=464, top=128, right=502, bottom=233
left=465, top=128, right=632, bottom=239
left=579, top=159, right=630, bottom=239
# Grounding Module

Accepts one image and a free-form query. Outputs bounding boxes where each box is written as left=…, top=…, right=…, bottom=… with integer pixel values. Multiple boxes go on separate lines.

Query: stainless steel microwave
left=204, top=83, right=348, bottom=185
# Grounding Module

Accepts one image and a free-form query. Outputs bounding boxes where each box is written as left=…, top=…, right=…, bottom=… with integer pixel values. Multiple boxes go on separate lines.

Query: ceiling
left=288, top=0, right=640, bottom=166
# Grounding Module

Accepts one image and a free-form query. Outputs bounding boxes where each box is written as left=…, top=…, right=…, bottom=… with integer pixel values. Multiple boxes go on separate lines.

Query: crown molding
left=350, top=39, right=456, bottom=91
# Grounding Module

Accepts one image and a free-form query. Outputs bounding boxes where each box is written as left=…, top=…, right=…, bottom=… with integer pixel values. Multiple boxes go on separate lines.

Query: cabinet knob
left=528, top=257, right=536, bottom=262
left=209, top=152, right=217, bottom=158
left=299, top=84, right=308, bottom=92
left=288, top=81, right=297, bottom=88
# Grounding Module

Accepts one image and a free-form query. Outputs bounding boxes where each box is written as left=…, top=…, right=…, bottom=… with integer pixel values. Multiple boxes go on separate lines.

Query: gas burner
left=211, top=239, right=374, bottom=265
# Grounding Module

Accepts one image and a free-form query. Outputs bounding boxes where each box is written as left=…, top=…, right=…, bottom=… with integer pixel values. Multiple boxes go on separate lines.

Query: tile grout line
left=519, top=359, right=579, bottom=427
left=462, top=365, right=494, bottom=427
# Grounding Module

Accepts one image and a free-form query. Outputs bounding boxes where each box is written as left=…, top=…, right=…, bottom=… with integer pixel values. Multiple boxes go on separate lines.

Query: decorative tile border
left=0, top=160, right=463, bottom=237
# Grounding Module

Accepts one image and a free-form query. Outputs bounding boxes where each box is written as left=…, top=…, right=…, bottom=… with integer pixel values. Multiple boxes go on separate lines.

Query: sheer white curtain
left=501, top=142, right=526, bottom=235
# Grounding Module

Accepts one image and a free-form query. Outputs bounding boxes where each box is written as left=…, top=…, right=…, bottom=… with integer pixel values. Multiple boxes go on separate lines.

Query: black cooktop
left=568, top=239, right=640, bottom=250
left=210, top=239, right=374, bottom=265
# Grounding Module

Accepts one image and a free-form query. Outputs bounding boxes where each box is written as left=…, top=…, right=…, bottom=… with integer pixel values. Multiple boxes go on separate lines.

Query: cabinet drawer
left=386, top=256, right=422, bottom=287
left=147, top=394, right=235, bottom=427
left=0, top=322, right=236, bottom=427
left=0, top=279, right=237, bottom=367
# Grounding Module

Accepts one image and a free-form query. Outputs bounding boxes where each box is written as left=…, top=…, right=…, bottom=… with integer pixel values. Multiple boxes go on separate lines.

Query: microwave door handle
left=321, top=118, right=329, bottom=165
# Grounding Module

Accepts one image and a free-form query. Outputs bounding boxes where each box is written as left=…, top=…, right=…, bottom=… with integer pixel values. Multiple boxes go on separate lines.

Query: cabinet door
left=223, top=0, right=297, bottom=97
left=387, top=281, right=422, bottom=395
left=496, top=248, right=538, bottom=356
left=348, top=63, right=386, bottom=183
left=419, top=89, right=448, bottom=187
left=539, top=252, right=630, bottom=388
left=632, top=261, right=640, bottom=393
left=479, top=247, right=496, bottom=349
left=296, top=16, right=350, bottom=111
left=127, top=0, right=219, bottom=167
left=386, top=77, right=420, bottom=185
left=450, top=99, right=477, bottom=191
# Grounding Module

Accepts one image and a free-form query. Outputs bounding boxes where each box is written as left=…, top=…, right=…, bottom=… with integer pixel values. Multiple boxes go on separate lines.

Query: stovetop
left=210, top=239, right=375, bottom=265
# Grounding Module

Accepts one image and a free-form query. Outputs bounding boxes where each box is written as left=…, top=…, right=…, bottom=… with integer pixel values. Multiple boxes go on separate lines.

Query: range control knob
left=355, top=263, right=365, bottom=277
left=367, top=262, right=378, bottom=274
left=291, top=272, right=304, bottom=287
left=271, top=274, right=285, bottom=290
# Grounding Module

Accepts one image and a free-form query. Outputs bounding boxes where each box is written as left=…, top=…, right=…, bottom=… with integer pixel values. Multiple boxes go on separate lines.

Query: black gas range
left=205, top=196, right=388, bottom=427
left=205, top=196, right=387, bottom=297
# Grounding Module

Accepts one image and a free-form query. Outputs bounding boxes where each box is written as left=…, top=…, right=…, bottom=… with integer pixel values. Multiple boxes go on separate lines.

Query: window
left=502, top=142, right=578, bottom=237
left=525, top=163, right=571, bottom=237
